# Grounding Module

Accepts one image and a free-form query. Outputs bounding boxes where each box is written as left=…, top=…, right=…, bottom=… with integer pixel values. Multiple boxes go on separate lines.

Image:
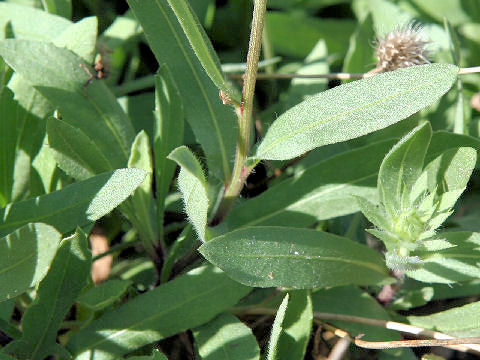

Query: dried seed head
left=374, top=22, right=430, bottom=72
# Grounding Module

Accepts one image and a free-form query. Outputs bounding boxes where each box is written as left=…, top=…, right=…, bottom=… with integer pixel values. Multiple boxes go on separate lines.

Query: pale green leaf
left=193, top=313, right=260, bottom=360
left=127, top=0, right=236, bottom=181
left=166, top=0, right=240, bottom=103
left=0, top=168, right=146, bottom=237
left=343, top=13, right=375, bottom=73
left=154, top=65, right=184, bottom=234
left=267, top=294, right=289, bottom=360
left=0, top=39, right=136, bottom=170
left=168, top=146, right=209, bottom=241
left=276, top=291, right=312, bottom=360
left=378, top=122, right=432, bottom=216
left=254, top=64, right=457, bottom=161
left=54, top=16, right=97, bottom=62
left=0, top=223, right=61, bottom=302
left=67, top=265, right=251, bottom=360
left=408, top=300, right=480, bottom=337
left=4, top=228, right=91, bottom=360
left=200, top=227, right=389, bottom=288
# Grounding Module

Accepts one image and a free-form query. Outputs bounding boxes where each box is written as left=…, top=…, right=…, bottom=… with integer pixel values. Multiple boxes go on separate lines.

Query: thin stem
left=211, top=0, right=267, bottom=225
left=458, top=66, right=480, bottom=74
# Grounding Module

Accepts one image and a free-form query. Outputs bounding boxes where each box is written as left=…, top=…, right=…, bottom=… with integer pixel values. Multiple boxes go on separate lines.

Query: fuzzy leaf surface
left=254, top=64, right=457, bottom=160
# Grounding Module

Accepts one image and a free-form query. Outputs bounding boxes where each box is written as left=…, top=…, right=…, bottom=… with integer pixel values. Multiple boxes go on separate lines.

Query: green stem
left=212, top=0, right=267, bottom=225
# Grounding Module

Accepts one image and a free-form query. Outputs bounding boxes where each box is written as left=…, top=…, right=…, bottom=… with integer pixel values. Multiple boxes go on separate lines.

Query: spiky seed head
left=374, top=22, right=430, bottom=72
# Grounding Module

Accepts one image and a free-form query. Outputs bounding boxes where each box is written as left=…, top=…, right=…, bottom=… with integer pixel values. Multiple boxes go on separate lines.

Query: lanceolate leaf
left=166, top=0, right=240, bottom=104
left=200, top=227, right=389, bottom=288
left=193, top=313, right=260, bottom=360
left=254, top=64, right=458, bottom=160
left=225, top=139, right=396, bottom=230
left=378, top=122, right=432, bottom=216
left=0, top=223, right=61, bottom=302
left=154, top=66, right=184, bottom=234
left=0, top=40, right=136, bottom=170
left=168, top=146, right=209, bottom=241
left=67, top=266, right=251, bottom=360
left=4, top=229, right=91, bottom=360
left=0, top=168, right=146, bottom=237
left=127, top=0, right=237, bottom=181
left=267, top=294, right=289, bottom=360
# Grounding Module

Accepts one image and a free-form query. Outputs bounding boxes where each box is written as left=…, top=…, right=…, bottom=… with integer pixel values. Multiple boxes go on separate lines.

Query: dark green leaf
left=225, top=139, right=396, bottom=230
left=77, top=280, right=132, bottom=311
left=378, top=122, right=432, bottom=216
left=168, top=146, right=209, bottom=241
left=41, top=0, right=72, bottom=19
left=254, top=64, right=457, bottom=161
left=154, top=66, right=184, bottom=235
left=166, top=0, right=240, bottom=103
left=0, top=39, right=136, bottom=170
left=67, top=265, right=251, bottom=360
left=0, top=168, right=146, bottom=237
left=160, top=225, right=196, bottom=283
left=193, top=313, right=260, bottom=360
left=0, top=223, right=61, bottom=302
left=267, top=294, right=289, bottom=360
left=200, top=227, right=389, bottom=288
left=408, top=300, right=480, bottom=337
left=4, top=228, right=91, bottom=360
left=127, top=350, right=167, bottom=360
left=276, top=291, right=312, bottom=360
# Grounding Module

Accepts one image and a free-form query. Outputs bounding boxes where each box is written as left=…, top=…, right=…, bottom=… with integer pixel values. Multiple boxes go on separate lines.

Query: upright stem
left=212, top=0, right=267, bottom=225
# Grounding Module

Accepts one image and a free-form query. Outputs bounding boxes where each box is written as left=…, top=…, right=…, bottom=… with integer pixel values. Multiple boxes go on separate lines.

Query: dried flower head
left=374, top=22, right=430, bottom=72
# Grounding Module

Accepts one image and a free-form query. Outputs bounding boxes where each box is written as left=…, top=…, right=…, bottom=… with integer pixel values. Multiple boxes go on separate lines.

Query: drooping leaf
left=4, top=228, right=91, bottom=360
left=200, top=227, right=389, bottom=288
left=408, top=300, right=480, bottom=337
left=41, top=0, right=72, bottom=19
left=168, top=146, right=209, bottom=241
left=267, top=294, right=289, bottom=360
left=276, top=291, right=312, bottom=360
left=193, top=313, right=260, bottom=360
left=67, top=265, right=251, bottom=360
left=253, top=64, right=457, bottom=161
left=0, top=168, right=146, bottom=237
left=0, top=223, right=61, bottom=302
left=225, top=139, right=396, bottom=230
left=166, top=0, right=240, bottom=104
left=154, top=65, right=184, bottom=235
left=378, top=122, right=432, bottom=217
left=77, top=280, right=132, bottom=311
left=0, top=39, right=136, bottom=170
left=127, top=0, right=237, bottom=181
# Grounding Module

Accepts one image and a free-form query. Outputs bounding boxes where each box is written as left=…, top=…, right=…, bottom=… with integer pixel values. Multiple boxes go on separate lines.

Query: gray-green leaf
left=200, top=227, right=389, bottom=288
left=254, top=64, right=457, bottom=160
left=267, top=294, right=289, bottom=360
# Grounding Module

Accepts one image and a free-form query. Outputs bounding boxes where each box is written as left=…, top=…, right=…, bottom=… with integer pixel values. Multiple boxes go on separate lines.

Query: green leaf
left=47, top=117, right=112, bottom=181
left=343, top=13, right=375, bottom=73
left=426, top=131, right=480, bottom=162
left=0, top=223, right=61, bottom=302
left=127, top=350, right=168, bottom=360
left=154, top=65, right=184, bottom=235
left=378, top=122, right=432, bottom=216
left=4, top=228, right=91, bottom=360
left=0, top=168, right=146, bottom=237
left=160, top=225, right=196, bottom=283
left=225, top=139, right=396, bottom=230
left=254, top=64, right=457, bottom=161
left=410, top=0, right=473, bottom=25
left=41, top=0, right=72, bottom=19
left=200, top=227, right=389, bottom=288
left=408, top=232, right=480, bottom=283
left=0, top=2, right=71, bottom=41
left=267, top=294, right=289, bottom=360
left=166, top=0, right=240, bottom=104
left=127, top=0, right=237, bottom=181
left=67, top=265, right=251, bottom=360
left=193, top=313, right=260, bottom=360
left=168, top=146, right=209, bottom=241
left=276, top=291, right=312, bottom=360
left=312, top=286, right=416, bottom=359
left=0, top=39, right=136, bottom=170
left=77, top=280, right=132, bottom=311
left=408, top=300, right=480, bottom=337
left=53, top=16, right=97, bottom=62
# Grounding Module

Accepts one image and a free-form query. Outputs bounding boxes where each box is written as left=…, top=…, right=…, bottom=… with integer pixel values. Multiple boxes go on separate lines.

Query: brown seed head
left=374, top=22, right=430, bottom=72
